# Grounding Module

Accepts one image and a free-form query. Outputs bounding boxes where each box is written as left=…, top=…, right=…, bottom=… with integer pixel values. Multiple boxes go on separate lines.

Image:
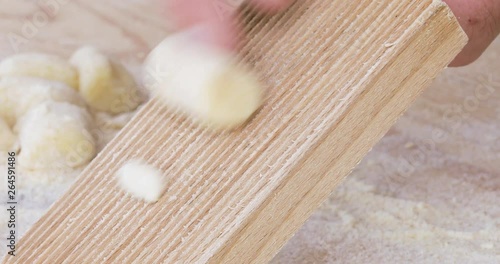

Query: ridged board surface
left=3, top=0, right=466, bottom=263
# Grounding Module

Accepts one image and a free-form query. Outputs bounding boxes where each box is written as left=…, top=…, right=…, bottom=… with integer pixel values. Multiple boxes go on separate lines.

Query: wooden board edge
left=208, top=3, right=467, bottom=263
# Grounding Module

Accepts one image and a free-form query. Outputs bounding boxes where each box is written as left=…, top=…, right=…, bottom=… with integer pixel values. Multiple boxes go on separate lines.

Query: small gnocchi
left=17, top=101, right=96, bottom=170
left=0, top=76, right=85, bottom=128
left=0, top=117, right=17, bottom=151
left=70, top=46, right=143, bottom=114
left=143, top=31, right=263, bottom=129
left=0, top=46, right=145, bottom=172
left=0, top=53, right=78, bottom=89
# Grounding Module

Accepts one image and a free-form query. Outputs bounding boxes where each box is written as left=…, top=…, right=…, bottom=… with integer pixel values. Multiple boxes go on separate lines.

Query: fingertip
left=188, top=21, right=240, bottom=52
left=166, top=0, right=217, bottom=28
left=448, top=46, right=483, bottom=67
left=250, top=0, right=294, bottom=12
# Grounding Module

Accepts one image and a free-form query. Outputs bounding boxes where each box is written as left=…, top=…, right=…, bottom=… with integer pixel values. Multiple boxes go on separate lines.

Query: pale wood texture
left=2, top=0, right=466, bottom=263
left=272, top=39, right=500, bottom=263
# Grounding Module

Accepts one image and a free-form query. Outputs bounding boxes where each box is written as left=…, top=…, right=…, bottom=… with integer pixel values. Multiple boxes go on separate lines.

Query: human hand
left=167, top=0, right=499, bottom=66
left=166, top=0, right=293, bottom=51
left=444, top=0, right=500, bottom=66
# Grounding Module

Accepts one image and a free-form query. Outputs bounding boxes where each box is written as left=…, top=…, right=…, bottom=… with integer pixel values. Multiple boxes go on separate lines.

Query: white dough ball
left=116, top=160, right=166, bottom=203
left=17, top=101, right=96, bottom=170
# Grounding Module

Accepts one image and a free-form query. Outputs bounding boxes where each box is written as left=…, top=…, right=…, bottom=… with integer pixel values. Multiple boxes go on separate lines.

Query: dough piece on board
left=143, top=31, right=263, bottom=129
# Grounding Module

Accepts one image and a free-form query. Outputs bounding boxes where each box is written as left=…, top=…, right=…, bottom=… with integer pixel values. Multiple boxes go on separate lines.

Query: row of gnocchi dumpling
left=0, top=47, right=142, bottom=170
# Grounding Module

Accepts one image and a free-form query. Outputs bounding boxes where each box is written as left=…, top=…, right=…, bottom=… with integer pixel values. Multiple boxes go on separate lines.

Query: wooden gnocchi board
left=1, top=0, right=466, bottom=263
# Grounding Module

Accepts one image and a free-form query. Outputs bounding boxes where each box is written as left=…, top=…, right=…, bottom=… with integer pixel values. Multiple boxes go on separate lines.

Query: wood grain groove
left=20, top=100, right=167, bottom=262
